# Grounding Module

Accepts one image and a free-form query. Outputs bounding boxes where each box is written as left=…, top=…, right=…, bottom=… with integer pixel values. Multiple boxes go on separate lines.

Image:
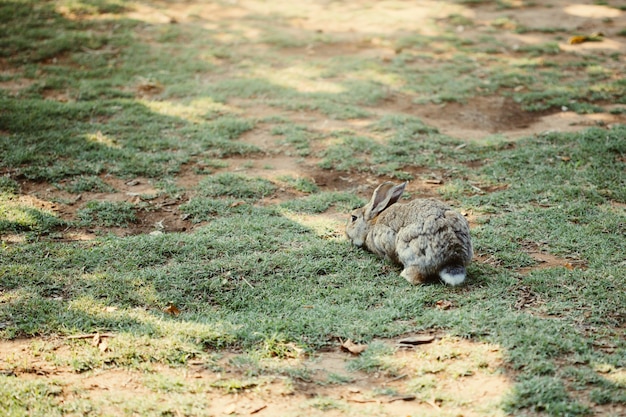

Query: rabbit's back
left=379, top=199, right=472, bottom=277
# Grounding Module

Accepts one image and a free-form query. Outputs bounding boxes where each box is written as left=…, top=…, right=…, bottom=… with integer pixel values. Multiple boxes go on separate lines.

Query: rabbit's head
left=346, top=182, right=406, bottom=247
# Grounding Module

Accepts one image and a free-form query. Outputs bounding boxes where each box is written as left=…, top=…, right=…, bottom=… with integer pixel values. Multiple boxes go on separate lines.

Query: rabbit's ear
left=365, top=182, right=406, bottom=220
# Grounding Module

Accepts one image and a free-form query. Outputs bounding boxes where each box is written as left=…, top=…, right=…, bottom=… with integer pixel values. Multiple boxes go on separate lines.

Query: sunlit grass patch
left=0, top=191, right=66, bottom=235
left=0, top=376, right=63, bottom=416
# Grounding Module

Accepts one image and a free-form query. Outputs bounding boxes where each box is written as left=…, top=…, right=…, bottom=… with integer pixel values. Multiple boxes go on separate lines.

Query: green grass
left=1, top=1, right=625, bottom=416
left=61, top=175, right=116, bottom=194
left=318, top=116, right=464, bottom=179
left=278, top=175, right=319, bottom=193
left=76, top=200, right=137, bottom=227
left=0, top=187, right=67, bottom=235
left=0, top=377, right=64, bottom=417
left=194, top=173, right=276, bottom=200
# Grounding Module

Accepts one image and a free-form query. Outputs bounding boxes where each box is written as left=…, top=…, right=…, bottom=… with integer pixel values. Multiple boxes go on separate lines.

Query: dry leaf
left=164, top=302, right=181, bottom=316
left=568, top=35, right=587, bottom=45
left=559, top=155, right=571, bottom=162
left=341, top=339, right=368, bottom=355
left=387, top=395, right=416, bottom=403
left=98, top=338, right=109, bottom=353
left=436, top=300, right=453, bottom=310
left=397, top=335, right=436, bottom=346
left=136, top=79, right=164, bottom=94
left=569, top=32, right=604, bottom=45
left=92, top=332, right=101, bottom=347
left=425, top=179, right=443, bottom=185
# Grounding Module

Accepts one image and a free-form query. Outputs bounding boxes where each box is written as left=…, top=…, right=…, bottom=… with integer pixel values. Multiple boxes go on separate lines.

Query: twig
left=346, top=398, right=379, bottom=404
left=387, top=395, right=416, bottom=403
left=66, top=333, right=115, bottom=340
left=241, top=276, right=254, bottom=289
left=250, top=404, right=267, bottom=414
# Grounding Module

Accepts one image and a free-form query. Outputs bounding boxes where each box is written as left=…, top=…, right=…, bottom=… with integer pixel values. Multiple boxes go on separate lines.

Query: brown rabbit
left=346, top=182, right=472, bottom=285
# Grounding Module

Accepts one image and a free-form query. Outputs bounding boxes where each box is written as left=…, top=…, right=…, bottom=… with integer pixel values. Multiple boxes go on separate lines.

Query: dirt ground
left=1, top=333, right=509, bottom=416
left=3, top=1, right=626, bottom=415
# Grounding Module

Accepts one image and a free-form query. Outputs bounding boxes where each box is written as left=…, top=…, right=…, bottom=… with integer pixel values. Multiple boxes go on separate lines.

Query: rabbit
left=346, top=182, right=473, bottom=285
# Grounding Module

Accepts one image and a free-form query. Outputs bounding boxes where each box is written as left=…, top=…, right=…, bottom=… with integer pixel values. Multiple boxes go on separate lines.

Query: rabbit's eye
left=351, top=215, right=357, bottom=222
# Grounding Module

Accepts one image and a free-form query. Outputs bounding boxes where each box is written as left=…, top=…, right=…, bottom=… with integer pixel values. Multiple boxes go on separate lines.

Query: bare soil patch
left=0, top=334, right=510, bottom=416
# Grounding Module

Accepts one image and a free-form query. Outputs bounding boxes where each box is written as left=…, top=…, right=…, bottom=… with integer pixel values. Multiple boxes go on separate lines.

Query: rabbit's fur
left=346, top=182, right=472, bottom=285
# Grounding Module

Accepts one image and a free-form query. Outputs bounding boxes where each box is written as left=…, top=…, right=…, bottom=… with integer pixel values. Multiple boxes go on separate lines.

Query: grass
left=1, top=1, right=625, bottom=416
left=60, top=175, right=116, bottom=194
left=76, top=200, right=137, bottom=227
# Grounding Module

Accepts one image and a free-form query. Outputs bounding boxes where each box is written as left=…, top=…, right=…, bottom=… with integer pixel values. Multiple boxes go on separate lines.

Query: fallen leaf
left=559, top=155, right=571, bottom=162
left=164, top=302, right=181, bottom=316
left=569, top=32, right=604, bottom=45
left=397, top=335, right=436, bottom=345
left=341, top=339, right=368, bottom=355
left=387, top=395, right=416, bottom=403
left=98, top=338, right=109, bottom=353
left=424, top=398, right=442, bottom=409
left=436, top=300, right=453, bottom=310
left=425, top=179, right=443, bottom=185
left=136, top=79, right=164, bottom=94
left=568, top=35, right=587, bottom=45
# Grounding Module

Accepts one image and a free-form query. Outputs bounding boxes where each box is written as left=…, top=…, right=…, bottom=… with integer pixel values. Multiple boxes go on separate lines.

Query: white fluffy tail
left=439, top=265, right=467, bottom=286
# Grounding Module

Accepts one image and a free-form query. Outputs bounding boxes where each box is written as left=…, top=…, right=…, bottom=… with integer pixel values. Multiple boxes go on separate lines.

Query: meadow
left=1, top=1, right=625, bottom=415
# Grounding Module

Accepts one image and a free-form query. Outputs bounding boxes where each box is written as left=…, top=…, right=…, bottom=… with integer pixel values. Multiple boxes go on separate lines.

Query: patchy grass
left=1, top=1, right=625, bottom=416
left=76, top=200, right=137, bottom=227
left=280, top=192, right=363, bottom=214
